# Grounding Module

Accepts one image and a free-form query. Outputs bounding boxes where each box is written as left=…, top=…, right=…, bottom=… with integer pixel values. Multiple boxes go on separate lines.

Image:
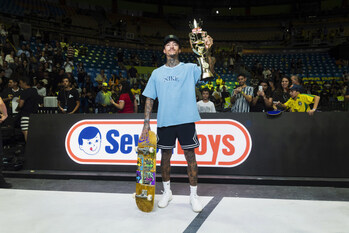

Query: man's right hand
left=140, top=121, right=150, bottom=140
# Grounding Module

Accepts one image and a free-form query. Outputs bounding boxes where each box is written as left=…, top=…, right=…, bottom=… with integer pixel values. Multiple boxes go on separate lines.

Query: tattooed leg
left=161, top=149, right=172, bottom=182
left=183, top=149, right=198, bottom=186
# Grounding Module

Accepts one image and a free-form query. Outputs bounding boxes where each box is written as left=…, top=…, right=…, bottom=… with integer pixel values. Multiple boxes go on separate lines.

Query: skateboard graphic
left=134, top=130, right=157, bottom=212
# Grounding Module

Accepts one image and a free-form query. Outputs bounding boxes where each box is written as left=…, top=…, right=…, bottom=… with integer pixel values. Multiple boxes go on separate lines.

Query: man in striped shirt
left=230, top=74, right=253, bottom=112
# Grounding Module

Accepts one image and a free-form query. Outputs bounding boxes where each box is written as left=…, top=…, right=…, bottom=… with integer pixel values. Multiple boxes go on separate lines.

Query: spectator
left=290, top=75, right=306, bottom=93
left=0, top=96, right=11, bottom=188
left=16, top=76, right=40, bottom=142
left=215, top=75, right=223, bottom=86
left=95, top=69, right=107, bottom=83
left=34, top=81, right=46, bottom=97
left=128, top=65, right=138, bottom=85
left=211, top=86, right=222, bottom=111
left=195, top=86, right=202, bottom=101
left=230, top=74, right=253, bottom=112
left=2, top=61, right=12, bottom=79
left=82, top=75, right=94, bottom=94
left=108, top=73, right=119, bottom=89
left=251, top=80, right=273, bottom=112
left=197, top=88, right=216, bottom=113
left=277, top=84, right=320, bottom=116
left=1, top=76, right=22, bottom=115
left=95, top=82, right=112, bottom=112
left=131, top=83, right=141, bottom=107
left=110, top=81, right=137, bottom=113
left=77, top=62, right=86, bottom=84
left=221, top=85, right=231, bottom=111
left=0, top=24, right=8, bottom=45
left=67, top=44, right=74, bottom=61
left=0, top=50, right=4, bottom=67
left=5, top=50, right=15, bottom=64
left=268, top=78, right=276, bottom=94
left=0, top=69, right=6, bottom=90
left=262, top=67, right=271, bottom=79
left=272, top=76, right=291, bottom=110
left=63, top=57, right=73, bottom=74
left=17, top=44, right=30, bottom=58
left=57, top=77, right=80, bottom=114
left=345, top=82, right=349, bottom=103
left=39, top=51, right=47, bottom=63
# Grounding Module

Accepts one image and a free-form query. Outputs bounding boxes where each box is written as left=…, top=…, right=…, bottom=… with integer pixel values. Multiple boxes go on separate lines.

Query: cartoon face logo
left=78, top=126, right=102, bottom=155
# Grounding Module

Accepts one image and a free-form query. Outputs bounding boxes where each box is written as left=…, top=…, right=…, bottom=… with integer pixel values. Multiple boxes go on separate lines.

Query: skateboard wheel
left=149, top=147, right=154, bottom=153
left=147, top=195, right=152, bottom=201
left=132, top=193, right=136, bottom=199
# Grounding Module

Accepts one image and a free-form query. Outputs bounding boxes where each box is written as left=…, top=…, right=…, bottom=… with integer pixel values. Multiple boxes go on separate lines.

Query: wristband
left=144, top=119, right=150, bottom=123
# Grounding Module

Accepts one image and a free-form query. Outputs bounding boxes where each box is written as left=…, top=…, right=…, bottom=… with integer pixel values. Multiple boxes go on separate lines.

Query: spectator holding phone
left=251, top=79, right=273, bottom=112
left=230, top=74, right=253, bottom=112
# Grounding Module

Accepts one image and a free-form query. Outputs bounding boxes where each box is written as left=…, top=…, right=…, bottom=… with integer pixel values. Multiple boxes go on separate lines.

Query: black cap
left=163, top=35, right=180, bottom=47
left=290, top=84, right=302, bottom=92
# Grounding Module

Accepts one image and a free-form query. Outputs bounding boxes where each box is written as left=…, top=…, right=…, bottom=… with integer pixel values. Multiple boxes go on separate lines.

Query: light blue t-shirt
left=142, top=62, right=202, bottom=127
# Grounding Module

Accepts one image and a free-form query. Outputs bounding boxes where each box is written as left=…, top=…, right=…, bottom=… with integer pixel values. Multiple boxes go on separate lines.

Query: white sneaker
left=190, top=194, right=203, bottom=213
left=158, top=190, right=172, bottom=208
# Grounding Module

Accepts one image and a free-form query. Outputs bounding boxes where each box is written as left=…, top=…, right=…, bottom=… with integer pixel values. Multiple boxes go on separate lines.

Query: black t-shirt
left=272, top=89, right=290, bottom=104
left=20, top=88, right=40, bottom=117
left=57, top=88, right=79, bottom=113
left=251, top=88, right=272, bottom=112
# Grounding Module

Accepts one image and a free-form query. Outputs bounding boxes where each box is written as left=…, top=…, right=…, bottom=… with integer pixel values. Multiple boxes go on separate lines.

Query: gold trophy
left=189, top=19, right=213, bottom=80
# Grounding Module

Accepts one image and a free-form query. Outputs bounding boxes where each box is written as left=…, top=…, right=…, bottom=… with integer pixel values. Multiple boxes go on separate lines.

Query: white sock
left=163, top=181, right=171, bottom=192
left=190, top=185, right=197, bottom=196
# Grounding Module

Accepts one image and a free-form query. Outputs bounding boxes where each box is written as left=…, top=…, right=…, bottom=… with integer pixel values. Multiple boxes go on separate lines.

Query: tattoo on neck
left=166, top=58, right=180, bottom=67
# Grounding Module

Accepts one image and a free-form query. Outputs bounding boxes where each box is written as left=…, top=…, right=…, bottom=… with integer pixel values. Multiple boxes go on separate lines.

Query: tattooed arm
left=205, top=35, right=215, bottom=76
left=141, top=97, right=154, bottom=139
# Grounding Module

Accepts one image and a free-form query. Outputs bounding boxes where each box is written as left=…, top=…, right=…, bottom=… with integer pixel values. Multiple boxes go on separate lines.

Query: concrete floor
left=0, top=178, right=349, bottom=233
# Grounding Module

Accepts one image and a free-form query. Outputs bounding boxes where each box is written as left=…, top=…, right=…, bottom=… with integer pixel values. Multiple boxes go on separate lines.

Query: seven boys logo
left=65, top=119, right=252, bottom=167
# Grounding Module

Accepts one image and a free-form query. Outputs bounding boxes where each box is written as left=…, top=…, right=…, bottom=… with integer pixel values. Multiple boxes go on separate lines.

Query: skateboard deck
left=135, top=130, right=157, bottom=212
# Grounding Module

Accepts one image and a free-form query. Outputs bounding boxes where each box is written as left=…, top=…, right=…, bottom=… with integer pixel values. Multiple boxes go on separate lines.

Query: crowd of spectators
left=198, top=72, right=349, bottom=113
left=0, top=21, right=348, bottom=127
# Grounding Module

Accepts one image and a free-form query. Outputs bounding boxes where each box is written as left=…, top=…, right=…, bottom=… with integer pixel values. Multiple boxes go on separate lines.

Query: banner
left=65, top=119, right=252, bottom=167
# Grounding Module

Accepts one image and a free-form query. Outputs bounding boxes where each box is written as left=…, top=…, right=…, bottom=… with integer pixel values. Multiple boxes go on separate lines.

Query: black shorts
left=157, top=123, right=200, bottom=150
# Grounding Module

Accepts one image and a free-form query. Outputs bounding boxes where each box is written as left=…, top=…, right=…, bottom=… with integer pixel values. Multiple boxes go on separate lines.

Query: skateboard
left=134, top=130, right=157, bottom=212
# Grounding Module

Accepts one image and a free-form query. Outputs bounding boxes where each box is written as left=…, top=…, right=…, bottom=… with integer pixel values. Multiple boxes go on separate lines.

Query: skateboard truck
left=135, top=190, right=153, bottom=201
left=135, top=147, right=154, bottom=154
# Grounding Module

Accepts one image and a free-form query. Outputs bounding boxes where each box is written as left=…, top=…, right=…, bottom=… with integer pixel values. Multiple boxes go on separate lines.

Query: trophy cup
left=189, top=19, right=213, bottom=80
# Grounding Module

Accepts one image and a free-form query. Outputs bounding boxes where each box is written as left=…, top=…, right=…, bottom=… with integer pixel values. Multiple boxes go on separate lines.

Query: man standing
left=230, top=74, right=253, bottom=112
left=16, top=77, right=40, bottom=142
left=0, top=96, right=11, bottom=188
left=141, top=34, right=214, bottom=212
left=95, top=82, right=112, bottom=113
left=57, top=77, right=80, bottom=114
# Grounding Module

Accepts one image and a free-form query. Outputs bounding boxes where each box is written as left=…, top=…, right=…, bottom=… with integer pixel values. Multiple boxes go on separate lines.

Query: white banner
left=65, top=119, right=252, bottom=167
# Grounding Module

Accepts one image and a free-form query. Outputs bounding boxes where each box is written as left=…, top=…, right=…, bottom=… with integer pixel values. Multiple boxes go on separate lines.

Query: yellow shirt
left=216, top=78, right=223, bottom=86
left=131, top=88, right=141, bottom=96
left=284, top=94, right=315, bottom=112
